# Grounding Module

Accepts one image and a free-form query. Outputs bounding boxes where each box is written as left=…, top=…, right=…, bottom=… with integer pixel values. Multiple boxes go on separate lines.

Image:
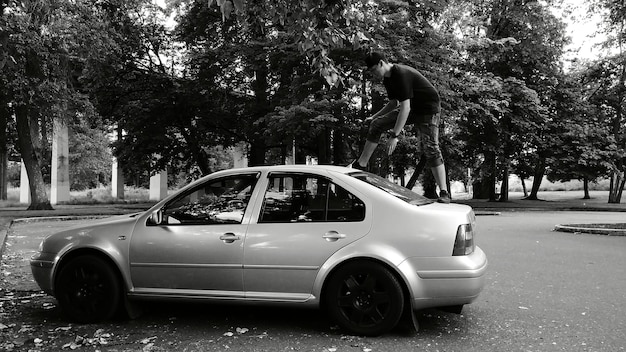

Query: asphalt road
left=1, top=211, right=625, bottom=352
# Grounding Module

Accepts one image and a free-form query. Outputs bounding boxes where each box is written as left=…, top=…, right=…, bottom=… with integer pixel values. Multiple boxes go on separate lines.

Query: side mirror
left=148, top=209, right=163, bottom=226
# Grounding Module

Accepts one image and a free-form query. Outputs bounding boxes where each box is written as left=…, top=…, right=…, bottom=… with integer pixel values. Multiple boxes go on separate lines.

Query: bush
left=66, top=186, right=150, bottom=204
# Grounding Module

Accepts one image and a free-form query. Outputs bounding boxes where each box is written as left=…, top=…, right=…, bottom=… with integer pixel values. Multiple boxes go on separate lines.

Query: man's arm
left=391, top=99, right=410, bottom=136
left=387, top=99, right=410, bottom=155
left=367, top=100, right=399, bottom=121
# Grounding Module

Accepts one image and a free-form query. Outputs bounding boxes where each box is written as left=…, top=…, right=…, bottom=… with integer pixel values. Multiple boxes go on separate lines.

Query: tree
left=204, top=0, right=381, bottom=86
left=69, top=116, right=112, bottom=191
left=1, top=0, right=120, bottom=209
left=456, top=73, right=508, bottom=200
left=546, top=73, right=613, bottom=199
left=174, top=0, right=377, bottom=167
left=587, top=0, right=626, bottom=203
left=456, top=0, right=567, bottom=201
left=3, top=0, right=62, bottom=210
left=581, top=57, right=626, bottom=202
left=81, top=0, right=232, bottom=177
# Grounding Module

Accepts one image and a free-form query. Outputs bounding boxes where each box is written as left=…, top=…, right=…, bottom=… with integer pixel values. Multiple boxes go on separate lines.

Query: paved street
left=1, top=210, right=625, bottom=351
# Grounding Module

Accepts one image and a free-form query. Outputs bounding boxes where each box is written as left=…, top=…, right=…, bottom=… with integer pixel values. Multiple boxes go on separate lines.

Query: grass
left=507, top=178, right=611, bottom=192
left=0, top=186, right=151, bottom=207
left=447, top=177, right=611, bottom=195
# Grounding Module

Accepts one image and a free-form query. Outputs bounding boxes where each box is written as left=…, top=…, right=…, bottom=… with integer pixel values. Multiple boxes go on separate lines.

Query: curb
left=10, top=215, right=110, bottom=224
left=0, top=220, right=12, bottom=263
left=554, top=224, right=626, bottom=236
left=475, top=211, right=501, bottom=216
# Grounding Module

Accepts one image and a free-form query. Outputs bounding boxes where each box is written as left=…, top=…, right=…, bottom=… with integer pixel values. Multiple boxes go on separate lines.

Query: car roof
left=213, top=164, right=356, bottom=176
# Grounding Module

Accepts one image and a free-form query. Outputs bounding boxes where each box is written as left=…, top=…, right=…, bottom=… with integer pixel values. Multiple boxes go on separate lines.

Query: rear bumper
left=399, top=246, right=488, bottom=310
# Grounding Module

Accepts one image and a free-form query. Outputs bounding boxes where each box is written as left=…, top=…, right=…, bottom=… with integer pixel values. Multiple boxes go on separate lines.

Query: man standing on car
left=350, top=51, right=450, bottom=203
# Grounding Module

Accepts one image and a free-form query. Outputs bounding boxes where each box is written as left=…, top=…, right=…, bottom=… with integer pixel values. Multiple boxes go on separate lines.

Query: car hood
left=40, top=213, right=142, bottom=254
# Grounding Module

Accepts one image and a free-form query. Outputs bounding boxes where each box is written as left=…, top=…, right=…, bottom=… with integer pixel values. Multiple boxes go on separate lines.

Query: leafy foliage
left=2, top=0, right=626, bottom=204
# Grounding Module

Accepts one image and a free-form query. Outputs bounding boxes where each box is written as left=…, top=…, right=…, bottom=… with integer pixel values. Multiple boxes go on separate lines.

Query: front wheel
left=324, top=261, right=404, bottom=336
left=55, top=255, right=121, bottom=323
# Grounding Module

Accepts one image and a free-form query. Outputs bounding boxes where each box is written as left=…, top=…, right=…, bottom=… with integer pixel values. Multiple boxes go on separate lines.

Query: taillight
left=453, top=224, right=475, bottom=256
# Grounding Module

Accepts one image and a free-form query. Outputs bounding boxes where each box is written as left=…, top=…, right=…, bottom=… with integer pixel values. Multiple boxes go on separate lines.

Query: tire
left=325, top=261, right=404, bottom=336
left=54, top=255, right=121, bottom=323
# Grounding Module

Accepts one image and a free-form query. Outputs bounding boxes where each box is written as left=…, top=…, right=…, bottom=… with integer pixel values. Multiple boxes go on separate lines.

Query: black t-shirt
left=383, top=64, right=441, bottom=122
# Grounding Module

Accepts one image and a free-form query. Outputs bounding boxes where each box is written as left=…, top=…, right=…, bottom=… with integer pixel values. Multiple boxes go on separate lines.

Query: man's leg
left=351, top=112, right=397, bottom=168
left=431, top=164, right=447, bottom=192
left=356, top=141, right=378, bottom=167
left=418, top=113, right=450, bottom=203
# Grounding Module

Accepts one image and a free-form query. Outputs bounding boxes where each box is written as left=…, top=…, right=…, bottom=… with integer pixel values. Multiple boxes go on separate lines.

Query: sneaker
left=347, top=160, right=368, bottom=171
left=437, top=190, right=451, bottom=204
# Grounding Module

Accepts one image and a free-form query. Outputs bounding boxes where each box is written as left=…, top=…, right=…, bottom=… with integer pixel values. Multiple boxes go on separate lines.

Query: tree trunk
left=333, top=96, right=345, bottom=164
left=487, top=173, right=497, bottom=202
left=499, top=165, right=509, bottom=202
left=317, top=129, right=330, bottom=164
left=583, top=177, right=590, bottom=200
left=179, top=127, right=211, bottom=175
left=608, top=48, right=625, bottom=204
left=333, top=127, right=344, bottom=165
left=520, top=176, right=528, bottom=197
left=248, top=139, right=267, bottom=166
left=15, top=104, right=53, bottom=210
left=608, top=170, right=625, bottom=203
left=470, top=155, right=496, bottom=200
left=0, top=94, right=8, bottom=200
left=526, top=157, right=546, bottom=200
left=485, top=151, right=497, bottom=202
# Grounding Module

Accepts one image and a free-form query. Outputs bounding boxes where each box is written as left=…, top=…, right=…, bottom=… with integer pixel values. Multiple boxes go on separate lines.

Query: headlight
left=453, top=224, right=475, bottom=256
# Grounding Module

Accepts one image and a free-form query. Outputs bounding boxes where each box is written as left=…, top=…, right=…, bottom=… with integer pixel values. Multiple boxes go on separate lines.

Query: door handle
left=323, top=231, right=346, bottom=242
left=219, top=233, right=241, bottom=244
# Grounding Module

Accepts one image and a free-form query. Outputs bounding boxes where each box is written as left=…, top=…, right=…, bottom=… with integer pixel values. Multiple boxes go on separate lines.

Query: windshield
left=349, top=171, right=434, bottom=206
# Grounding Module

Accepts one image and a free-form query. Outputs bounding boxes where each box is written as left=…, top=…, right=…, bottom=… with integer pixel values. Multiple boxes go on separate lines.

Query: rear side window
left=259, top=174, right=365, bottom=223
left=350, top=171, right=433, bottom=205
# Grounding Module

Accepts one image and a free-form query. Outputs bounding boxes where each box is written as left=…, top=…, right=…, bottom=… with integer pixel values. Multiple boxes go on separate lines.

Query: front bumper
left=30, top=252, right=56, bottom=295
left=399, top=246, right=488, bottom=310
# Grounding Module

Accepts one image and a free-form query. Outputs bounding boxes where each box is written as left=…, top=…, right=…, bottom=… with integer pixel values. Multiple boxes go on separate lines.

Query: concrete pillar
left=149, top=168, right=167, bottom=201
left=51, top=119, right=70, bottom=205
left=112, top=157, right=124, bottom=199
left=231, top=143, right=248, bottom=168
left=285, top=139, right=296, bottom=165
left=19, top=161, right=30, bottom=204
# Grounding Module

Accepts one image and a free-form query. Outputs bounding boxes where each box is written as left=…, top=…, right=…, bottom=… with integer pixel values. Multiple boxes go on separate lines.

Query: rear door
left=243, top=172, right=371, bottom=300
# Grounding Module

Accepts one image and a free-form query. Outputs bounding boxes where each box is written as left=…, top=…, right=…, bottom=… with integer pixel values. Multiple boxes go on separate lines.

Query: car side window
left=259, top=174, right=365, bottom=223
left=162, top=174, right=258, bottom=225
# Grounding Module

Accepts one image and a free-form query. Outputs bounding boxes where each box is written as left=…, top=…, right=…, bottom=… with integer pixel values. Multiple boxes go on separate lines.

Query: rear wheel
left=325, top=261, right=404, bottom=336
left=55, top=255, right=121, bottom=323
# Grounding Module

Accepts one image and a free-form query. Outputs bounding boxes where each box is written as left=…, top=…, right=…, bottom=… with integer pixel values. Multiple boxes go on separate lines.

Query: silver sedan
left=30, top=165, right=487, bottom=336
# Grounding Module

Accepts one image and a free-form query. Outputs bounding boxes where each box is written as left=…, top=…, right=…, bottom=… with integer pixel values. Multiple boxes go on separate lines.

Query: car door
left=129, top=173, right=259, bottom=297
left=243, top=172, right=371, bottom=300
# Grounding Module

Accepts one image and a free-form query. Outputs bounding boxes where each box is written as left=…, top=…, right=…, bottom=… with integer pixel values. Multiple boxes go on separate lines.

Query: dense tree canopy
left=2, top=0, right=626, bottom=206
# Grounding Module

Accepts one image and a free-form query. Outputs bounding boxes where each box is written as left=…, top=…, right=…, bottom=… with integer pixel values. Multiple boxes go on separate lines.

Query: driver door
left=129, top=173, right=258, bottom=297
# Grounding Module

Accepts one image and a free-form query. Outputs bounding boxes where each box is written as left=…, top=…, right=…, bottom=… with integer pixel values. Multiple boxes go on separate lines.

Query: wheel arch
left=53, top=248, right=127, bottom=295
left=319, top=256, right=413, bottom=314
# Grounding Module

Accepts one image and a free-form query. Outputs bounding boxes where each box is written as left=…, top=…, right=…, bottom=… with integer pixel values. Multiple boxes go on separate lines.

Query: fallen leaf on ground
left=140, top=336, right=157, bottom=344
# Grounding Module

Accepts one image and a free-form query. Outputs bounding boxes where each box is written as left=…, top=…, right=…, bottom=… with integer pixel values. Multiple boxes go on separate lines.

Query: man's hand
left=364, top=115, right=375, bottom=123
left=387, top=137, right=398, bottom=155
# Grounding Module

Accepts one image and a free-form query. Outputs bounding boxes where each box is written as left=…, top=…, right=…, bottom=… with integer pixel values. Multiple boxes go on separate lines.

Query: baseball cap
left=364, top=52, right=386, bottom=69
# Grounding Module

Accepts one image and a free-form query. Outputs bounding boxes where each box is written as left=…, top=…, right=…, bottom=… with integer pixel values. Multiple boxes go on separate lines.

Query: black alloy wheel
left=55, top=255, right=121, bottom=323
left=325, top=261, right=405, bottom=336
